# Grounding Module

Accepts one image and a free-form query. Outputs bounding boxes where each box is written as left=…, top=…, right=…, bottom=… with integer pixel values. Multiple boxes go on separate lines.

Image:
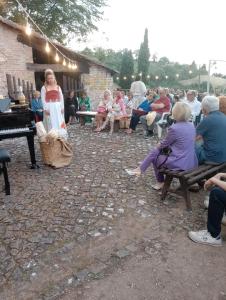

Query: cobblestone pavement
left=0, top=124, right=226, bottom=300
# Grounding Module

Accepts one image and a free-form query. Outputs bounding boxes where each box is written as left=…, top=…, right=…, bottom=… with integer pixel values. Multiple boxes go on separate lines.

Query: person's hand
left=213, top=173, right=223, bottom=180
left=204, top=178, right=215, bottom=191
left=138, top=108, right=144, bottom=111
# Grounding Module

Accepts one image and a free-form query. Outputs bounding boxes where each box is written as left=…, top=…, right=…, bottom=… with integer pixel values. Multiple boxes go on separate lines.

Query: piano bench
left=0, top=149, right=11, bottom=195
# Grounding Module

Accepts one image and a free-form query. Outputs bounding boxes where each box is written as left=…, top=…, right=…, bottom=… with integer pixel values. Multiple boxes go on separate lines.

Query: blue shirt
left=31, top=98, right=43, bottom=112
left=138, top=99, right=152, bottom=112
left=196, top=111, right=226, bottom=163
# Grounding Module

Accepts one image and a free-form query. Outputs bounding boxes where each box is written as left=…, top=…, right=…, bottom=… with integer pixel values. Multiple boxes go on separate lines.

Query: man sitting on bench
left=188, top=172, right=226, bottom=246
left=196, top=95, right=226, bottom=164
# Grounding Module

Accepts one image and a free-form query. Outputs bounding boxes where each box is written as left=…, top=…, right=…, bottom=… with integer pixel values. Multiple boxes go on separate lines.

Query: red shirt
left=152, top=96, right=170, bottom=114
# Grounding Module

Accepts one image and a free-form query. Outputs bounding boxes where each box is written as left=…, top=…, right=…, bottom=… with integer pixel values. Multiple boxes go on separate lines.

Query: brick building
left=0, top=17, right=118, bottom=108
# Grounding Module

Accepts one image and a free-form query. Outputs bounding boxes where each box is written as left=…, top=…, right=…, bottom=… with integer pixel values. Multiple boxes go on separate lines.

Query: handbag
left=155, top=146, right=172, bottom=169
left=97, top=106, right=106, bottom=113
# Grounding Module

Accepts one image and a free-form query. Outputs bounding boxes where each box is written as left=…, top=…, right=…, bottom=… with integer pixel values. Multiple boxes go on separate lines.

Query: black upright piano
left=0, top=107, right=38, bottom=168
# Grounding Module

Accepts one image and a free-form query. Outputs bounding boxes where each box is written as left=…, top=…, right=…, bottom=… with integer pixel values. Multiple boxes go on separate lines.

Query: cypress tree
left=138, top=28, right=150, bottom=83
left=119, top=49, right=134, bottom=89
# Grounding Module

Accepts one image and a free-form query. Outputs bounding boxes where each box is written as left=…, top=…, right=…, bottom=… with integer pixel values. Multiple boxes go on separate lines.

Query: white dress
left=41, top=85, right=67, bottom=138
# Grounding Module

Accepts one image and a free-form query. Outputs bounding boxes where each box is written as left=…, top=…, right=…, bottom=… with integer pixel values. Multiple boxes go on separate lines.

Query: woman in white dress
left=41, top=69, right=67, bottom=138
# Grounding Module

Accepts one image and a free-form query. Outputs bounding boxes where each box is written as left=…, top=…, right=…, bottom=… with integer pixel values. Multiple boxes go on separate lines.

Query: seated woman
left=31, top=90, right=43, bottom=122
left=126, top=102, right=198, bottom=190
left=97, top=90, right=127, bottom=134
left=64, top=90, right=78, bottom=125
left=78, top=91, right=91, bottom=125
left=127, top=90, right=155, bottom=134
left=94, top=90, right=112, bottom=132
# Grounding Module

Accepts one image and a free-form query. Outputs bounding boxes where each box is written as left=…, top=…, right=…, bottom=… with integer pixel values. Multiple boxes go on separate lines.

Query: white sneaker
left=222, top=213, right=226, bottom=226
left=125, top=169, right=141, bottom=176
left=188, top=230, right=222, bottom=246
left=151, top=182, right=164, bottom=190
left=204, top=195, right=209, bottom=209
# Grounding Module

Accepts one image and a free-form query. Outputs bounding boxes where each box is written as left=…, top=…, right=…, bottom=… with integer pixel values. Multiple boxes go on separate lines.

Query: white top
left=183, top=98, right=201, bottom=118
left=130, top=80, right=147, bottom=97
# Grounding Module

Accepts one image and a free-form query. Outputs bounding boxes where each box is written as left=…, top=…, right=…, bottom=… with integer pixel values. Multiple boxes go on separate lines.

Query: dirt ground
left=0, top=124, right=226, bottom=300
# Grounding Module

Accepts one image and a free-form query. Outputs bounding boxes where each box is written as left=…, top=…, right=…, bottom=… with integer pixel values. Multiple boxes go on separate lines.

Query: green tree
left=119, top=49, right=134, bottom=89
left=138, top=28, right=150, bottom=83
left=1, top=0, right=107, bottom=43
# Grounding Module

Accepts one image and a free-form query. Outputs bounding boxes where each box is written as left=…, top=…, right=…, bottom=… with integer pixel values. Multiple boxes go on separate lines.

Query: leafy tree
left=0, top=0, right=107, bottom=43
left=138, top=28, right=150, bottom=83
left=119, top=49, right=134, bottom=89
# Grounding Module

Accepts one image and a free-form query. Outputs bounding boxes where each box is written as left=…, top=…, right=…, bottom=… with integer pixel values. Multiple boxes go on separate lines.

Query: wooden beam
left=26, top=63, right=81, bottom=73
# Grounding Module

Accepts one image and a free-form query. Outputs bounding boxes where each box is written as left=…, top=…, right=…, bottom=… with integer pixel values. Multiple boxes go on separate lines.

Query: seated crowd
left=43, top=84, right=226, bottom=247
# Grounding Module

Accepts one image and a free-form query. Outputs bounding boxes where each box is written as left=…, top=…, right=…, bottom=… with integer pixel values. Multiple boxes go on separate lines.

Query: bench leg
left=2, top=162, right=10, bottom=195
left=161, top=175, right=173, bottom=200
left=80, top=116, right=85, bottom=126
left=179, top=178, right=191, bottom=211
left=114, top=120, right=120, bottom=132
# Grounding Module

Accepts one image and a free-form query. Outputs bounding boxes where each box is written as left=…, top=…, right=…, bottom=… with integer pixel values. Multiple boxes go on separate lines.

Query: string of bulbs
left=15, top=0, right=77, bottom=70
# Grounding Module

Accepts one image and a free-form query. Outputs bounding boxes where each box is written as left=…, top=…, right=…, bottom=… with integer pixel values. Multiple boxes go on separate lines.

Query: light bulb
left=55, top=52, right=59, bottom=62
left=165, top=75, right=168, bottom=79
left=155, top=76, right=159, bottom=80
left=63, top=59, right=66, bottom=66
left=25, top=22, right=32, bottom=36
left=45, top=42, right=50, bottom=53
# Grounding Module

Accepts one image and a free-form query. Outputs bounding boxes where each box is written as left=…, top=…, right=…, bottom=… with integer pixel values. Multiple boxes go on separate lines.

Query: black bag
left=155, top=146, right=172, bottom=169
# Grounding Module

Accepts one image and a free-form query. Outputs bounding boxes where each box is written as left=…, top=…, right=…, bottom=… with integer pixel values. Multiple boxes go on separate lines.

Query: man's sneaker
left=204, top=195, right=209, bottom=209
left=222, top=213, right=226, bottom=226
left=188, top=230, right=222, bottom=246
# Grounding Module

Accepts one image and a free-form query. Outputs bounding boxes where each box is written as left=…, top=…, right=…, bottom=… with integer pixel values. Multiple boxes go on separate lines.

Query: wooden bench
left=160, top=162, right=226, bottom=210
left=0, top=148, right=11, bottom=195
left=76, top=111, right=131, bottom=132
left=76, top=111, right=97, bottom=126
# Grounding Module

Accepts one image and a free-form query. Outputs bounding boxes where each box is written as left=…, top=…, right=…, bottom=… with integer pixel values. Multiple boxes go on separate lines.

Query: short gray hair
left=172, top=102, right=191, bottom=122
left=202, top=96, right=219, bottom=113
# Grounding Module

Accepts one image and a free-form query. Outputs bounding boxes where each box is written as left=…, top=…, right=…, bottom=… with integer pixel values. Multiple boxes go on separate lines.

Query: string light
left=25, top=22, right=32, bottom=36
left=131, top=75, right=135, bottom=79
left=123, top=76, right=127, bottom=80
left=189, top=70, right=192, bottom=74
left=176, top=74, right=179, bottom=78
left=147, top=75, right=150, bottom=79
left=55, top=52, right=60, bottom=62
left=45, top=41, right=50, bottom=53
left=15, top=0, right=78, bottom=71
left=155, top=76, right=159, bottom=80
left=165, top=75, right=168, bottom=79
left=116, top=77, right=119, bottom=80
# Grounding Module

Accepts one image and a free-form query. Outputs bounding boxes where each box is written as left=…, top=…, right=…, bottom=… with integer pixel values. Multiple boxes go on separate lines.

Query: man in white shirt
left=183, top=90, right=201, bottom=120
left=130, top=75, right=147, bottom=108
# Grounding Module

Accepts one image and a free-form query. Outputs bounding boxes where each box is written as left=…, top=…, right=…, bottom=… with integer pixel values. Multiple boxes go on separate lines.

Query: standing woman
left=41, top=69, right=67, bottom=138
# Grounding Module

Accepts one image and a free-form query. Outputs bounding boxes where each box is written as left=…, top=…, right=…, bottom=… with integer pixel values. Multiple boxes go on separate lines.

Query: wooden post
left=6, top=74, right=13, bottom=98
left=13, top=76, right=17, bottom=99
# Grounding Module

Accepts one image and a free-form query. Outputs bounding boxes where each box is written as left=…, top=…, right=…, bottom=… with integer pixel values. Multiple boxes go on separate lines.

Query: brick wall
left=0, top=23, right=35, bottom=97
left=81, top=65, right=114, bottom=109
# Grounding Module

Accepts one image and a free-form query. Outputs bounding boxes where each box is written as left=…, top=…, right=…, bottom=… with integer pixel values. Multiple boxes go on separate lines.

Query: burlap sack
left=39, top=136, right=73, bottom=168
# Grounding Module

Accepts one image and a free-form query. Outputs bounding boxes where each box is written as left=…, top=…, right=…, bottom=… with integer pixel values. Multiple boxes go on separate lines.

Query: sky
left=70, top=0, right=226, bottom=74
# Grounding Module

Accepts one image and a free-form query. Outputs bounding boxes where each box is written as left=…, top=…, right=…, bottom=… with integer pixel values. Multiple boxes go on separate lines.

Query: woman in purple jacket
left=126, top=102, right=198, bottom=190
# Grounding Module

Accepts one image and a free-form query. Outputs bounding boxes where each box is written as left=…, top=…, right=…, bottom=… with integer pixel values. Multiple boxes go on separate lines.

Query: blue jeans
left=207, top=187, right=226, bottom=237
left=195, top=143, right=206, bottom=164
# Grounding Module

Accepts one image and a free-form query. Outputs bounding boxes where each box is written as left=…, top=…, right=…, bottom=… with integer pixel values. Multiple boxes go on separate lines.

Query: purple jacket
left=159, top=122, right=198, bottom=170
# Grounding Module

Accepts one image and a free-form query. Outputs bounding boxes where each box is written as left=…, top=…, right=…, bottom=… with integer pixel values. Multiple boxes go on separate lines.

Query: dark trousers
left=207, top=187, right=226, bottom=238
left=129, top=113, right=140, bottom=130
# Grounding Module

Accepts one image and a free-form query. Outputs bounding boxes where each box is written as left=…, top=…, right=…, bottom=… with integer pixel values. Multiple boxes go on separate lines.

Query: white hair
left=202, top=96, right=219, bottom=113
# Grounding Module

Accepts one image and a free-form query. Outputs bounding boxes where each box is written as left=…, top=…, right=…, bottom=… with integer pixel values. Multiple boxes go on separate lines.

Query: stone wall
left=81, top=65, right=114, bottom=109
left=0, top=23, right=35, bottom=97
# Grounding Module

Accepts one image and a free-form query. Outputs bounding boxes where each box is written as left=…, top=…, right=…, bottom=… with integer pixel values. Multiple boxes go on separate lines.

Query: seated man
left=127, top=90, right=155, bottom=134
left=183, top=90, right=201, bottom=121
left=188, top=172, right=226, bottom=246
left=140, top=88, right=171, bottom=137
left=196, top=96, right=226, bottom=164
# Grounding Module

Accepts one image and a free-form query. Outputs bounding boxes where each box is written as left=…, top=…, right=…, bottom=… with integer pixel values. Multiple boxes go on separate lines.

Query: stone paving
left=0, top=124, right=225, bottom=299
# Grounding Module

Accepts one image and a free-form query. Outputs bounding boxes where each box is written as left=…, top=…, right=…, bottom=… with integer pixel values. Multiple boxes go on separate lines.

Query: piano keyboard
left=0, top=127, right=30, bottom=135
